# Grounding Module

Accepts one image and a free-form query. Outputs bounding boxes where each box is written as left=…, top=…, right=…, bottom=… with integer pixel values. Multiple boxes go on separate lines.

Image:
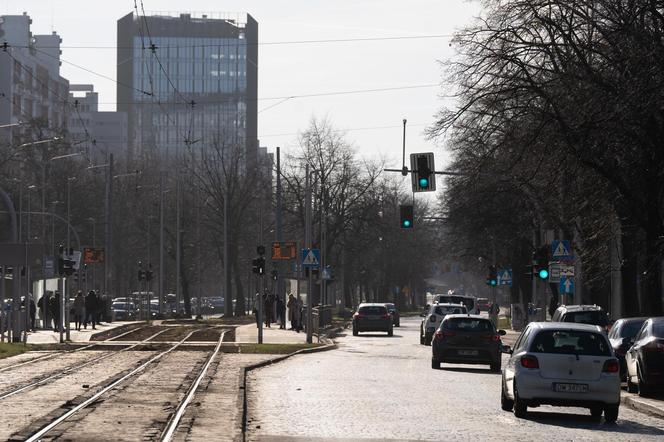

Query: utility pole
left=159, top=171, right=164, bottom=315
left=275, top=147, right=285, bottom=322
left=305, top=165, right=313, bottom=344
left=257, top=197, right=263, bottom=344
left=66, top=177, right=75, bottom=341
left=105, top=153, right=113, bottom=301
left=223, top=184, right=230, bottom=318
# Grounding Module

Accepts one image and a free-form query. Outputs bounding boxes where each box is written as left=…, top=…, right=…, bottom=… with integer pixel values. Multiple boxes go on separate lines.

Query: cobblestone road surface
left=246, top=317, right=664, bottom=441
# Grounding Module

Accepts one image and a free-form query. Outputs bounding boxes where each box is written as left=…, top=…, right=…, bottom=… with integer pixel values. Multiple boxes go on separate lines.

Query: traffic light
left=533, top=246, right=550, bottom=280
left=410, top=152, right=436, bottom=192
left=137, top=261, right=146, bottom=281
left=252, top=257, right=265, bottom=275
left=399, top=204, right=414, bottom=229
left=486, top=265, right=497, bottom=286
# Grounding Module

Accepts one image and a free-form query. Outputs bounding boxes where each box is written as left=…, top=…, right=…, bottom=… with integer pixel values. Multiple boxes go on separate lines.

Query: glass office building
left=117, top=12, right=258, bottom=162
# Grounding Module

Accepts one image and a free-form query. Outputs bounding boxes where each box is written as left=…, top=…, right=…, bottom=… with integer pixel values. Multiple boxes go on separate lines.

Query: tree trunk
left=643, top=220, right=663, bottom=315
left=621, top=223, right=640, bottom=317
left=233, top=254, right=245, bottom=316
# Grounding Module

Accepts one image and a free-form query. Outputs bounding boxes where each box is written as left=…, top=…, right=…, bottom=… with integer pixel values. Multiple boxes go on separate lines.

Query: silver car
left=501, top=322, right=620, bottom=422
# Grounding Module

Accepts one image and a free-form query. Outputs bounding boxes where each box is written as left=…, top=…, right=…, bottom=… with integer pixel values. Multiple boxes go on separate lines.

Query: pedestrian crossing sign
left=301, top=248, right=320, bottom=268
left=551, top=240, right=572, bottom=259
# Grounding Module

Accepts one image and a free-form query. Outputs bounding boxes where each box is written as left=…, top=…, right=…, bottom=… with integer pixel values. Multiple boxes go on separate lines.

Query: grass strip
left=0, top=342, right=32, bottom=360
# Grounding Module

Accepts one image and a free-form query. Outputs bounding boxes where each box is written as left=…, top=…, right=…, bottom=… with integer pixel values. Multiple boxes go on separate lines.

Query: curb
left=622, top=393, right=664, bottom=419
left=240, top=336, right=338, bottom=440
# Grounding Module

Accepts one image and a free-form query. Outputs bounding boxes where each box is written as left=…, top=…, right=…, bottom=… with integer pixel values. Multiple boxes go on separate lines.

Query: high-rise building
left=0, top=12, right=69, bottom=143
left=116, top=11, right=258, bottom=161
left=67, top=84, right=128, bottom=163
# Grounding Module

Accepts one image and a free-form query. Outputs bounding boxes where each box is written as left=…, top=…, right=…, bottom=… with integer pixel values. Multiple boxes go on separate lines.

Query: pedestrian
left=29, top=295, right=36, bottom=331
left=295, top=296, right=304, bottom=332
left=287, top=293, right=296, bottom=330
left=39, top=291, right=51, bottom=329
left=49, top=292, right=61, bottom=332
left=253, top=293, right=261, bottom=328
left=74, top=291, right=85, bottom=331
left=263, top=292, right=273, bottom=328
left=84, top=290, right=98, bottom=330
left=548, top=296, right=558, bottom=319
left=276, top=296, right=286, bottom=329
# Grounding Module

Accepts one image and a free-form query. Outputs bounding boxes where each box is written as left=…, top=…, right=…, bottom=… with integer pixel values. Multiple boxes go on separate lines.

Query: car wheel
left=590, top=407, right=603, bottom=421
left=420, top=334, right=425, bottom=345
left=388, top=328, right=393, bottom=337
left=638, top=366, right=651, bottom=397
left=604, top=404, right=619, bottom=423
left=626, top=374, right=638, bottom=393
left=396, top=320, right=400, bottom=327
left=431, top=358, right=440, bottom=369
left=490, top=362, right=501, bottom=372
left=352, top=327, right=358, bottom=336
left=425, top=335, right=432, bottom=346
left=513, top=383, right=527, bottom=418
left=500, top=379, right=514, bottom=411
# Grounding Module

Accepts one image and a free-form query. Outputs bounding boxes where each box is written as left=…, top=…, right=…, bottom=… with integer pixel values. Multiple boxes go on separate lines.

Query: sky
left=2, top=0, right=483, bottom=171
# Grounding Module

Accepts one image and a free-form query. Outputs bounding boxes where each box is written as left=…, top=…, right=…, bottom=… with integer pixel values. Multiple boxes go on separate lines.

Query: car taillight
left=382, top=313, right=390, bottom=319
left=434, top=330, right=444, bottom=340
left=354, top=313, right=363, bottom=319
left=602, top=359, right=620, bottom=373
left=481, top=334, right=501, bottom=342
left=520, top=355, right=539, bottom=369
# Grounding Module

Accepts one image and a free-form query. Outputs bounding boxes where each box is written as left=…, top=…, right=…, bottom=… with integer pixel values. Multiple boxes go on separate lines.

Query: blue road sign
left=560, top=276, right=574, bottom=294
left=301, top=248, right=321, bottom=268
left=497, top=268, right=512, bottom=286
left=552, top=240, right=573, bottom=260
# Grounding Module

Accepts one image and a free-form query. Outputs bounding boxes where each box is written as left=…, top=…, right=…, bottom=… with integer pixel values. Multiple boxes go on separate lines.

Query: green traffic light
left=419, top=177, right=429, bottom=188
left=538, top=268, right=549, bottom=279
left=491, top=279, right=497, bottom=286
left=403, top=220, right=411, bottom=228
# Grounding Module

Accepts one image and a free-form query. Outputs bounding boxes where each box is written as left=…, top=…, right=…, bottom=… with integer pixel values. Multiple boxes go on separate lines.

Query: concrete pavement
left=24, top=320, right=136, bottom=344
left=235, top=322, right=309, bottom=344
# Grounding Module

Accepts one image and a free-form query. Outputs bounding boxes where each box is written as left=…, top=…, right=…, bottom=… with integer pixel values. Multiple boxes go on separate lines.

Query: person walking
left=49, top=292, right=61, bottom=332
left=263, top=292, right=273, bottom=328
left=276, top=296, right=286, bottom=329
left=84, top=290, right=98, bottom=330
left=29, top=295, right=36, bottom=331
left=287, top=293, right=296, bottom=330
left=73, top=291, right=85, bottom=331
left=38, top=292, right=50, bottom=329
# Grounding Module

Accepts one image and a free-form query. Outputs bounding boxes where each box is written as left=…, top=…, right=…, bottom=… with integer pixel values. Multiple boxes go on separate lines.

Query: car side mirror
left=501, top=345, right=512, bottom=354
left=498, top=329, right=507, bottom=336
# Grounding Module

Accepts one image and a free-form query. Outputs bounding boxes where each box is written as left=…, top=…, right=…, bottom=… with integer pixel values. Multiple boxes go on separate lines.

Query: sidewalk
left=235, top=322, right=309, bottom=344
left=24, top=321, right=136, bottom=344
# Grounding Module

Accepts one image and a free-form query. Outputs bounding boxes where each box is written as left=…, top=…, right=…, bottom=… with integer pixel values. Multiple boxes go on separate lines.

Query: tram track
left=22, top=329, right=223, bottom=441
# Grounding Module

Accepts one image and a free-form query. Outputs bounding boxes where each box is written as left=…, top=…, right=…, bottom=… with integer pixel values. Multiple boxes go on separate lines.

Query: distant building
left=116, top=11, right=258, bottom=162
left=67, top=84, right=128, bottom=163
left=0, top=12, right=69, bottom=143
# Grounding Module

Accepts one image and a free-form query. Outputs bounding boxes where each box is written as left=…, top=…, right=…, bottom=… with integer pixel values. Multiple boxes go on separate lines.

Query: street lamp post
left=65, top=176, right=76, bottom=341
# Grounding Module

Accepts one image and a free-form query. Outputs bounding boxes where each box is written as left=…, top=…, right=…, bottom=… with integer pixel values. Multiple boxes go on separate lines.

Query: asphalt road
left=246, top=316, right=664, bottom=441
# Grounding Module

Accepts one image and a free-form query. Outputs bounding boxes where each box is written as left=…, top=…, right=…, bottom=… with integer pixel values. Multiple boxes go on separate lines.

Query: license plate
left=554, top=383, right=588, bottom=393
left=458, top=350, right=478, bottom=356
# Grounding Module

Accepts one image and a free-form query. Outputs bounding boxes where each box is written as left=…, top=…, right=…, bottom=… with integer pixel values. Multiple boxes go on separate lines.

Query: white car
left=501, top=322, right=620, bottom=422
left=420, top=303, right=467, bottom=345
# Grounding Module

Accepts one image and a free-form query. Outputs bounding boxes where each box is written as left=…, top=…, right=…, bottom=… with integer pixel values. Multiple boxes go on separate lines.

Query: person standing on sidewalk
left=253, top=293, right=261, bottom=328
left=287, top=293, right=296, bottom=330
left=73, top=291, right=85, bottom=331
left=263, top=291, right=273, bottom=328
left=84, top=290, right=98, bottom=330
left=276, top=296, right=286, bottom=329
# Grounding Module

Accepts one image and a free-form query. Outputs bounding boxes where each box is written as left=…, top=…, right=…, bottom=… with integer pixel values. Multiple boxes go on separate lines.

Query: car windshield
left=653, top=322, right=664, bottom=338
left=621, top=320, right=647, bottom=338
left=359, top=306, right=386, bottom=315
left=564, top=310, right=608, bottom=326
left=530, top=330, right=610, bottom=356
left=434, top=306, right=465, bottom=315
left=443, top=318, right=493, bottom=331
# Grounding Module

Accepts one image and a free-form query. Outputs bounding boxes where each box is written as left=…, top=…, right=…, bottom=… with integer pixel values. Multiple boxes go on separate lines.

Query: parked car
left=551, top=304, right=610, bottom=331
left=432, top=314, right=504, bottom=371
left=476, top=298, right=492, bottom=312
left=607, top=317, right=648, bottom=380
left=626, top=317, right=664, bottom=396
left=384, top=303, right=400, bottom=327
left=352, top=303, right=393, bottom=337
left=420, top=303, right=467, bottom=345
left=501, top=322, right=620, bottom=422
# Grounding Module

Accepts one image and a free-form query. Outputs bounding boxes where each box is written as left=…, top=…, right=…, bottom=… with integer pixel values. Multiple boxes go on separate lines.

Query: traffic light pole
left=305, top=165, right=313, bottom=344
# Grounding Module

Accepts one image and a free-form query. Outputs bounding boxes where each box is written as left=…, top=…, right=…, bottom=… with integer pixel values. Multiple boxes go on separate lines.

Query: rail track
left=0, top=329, right=227, bottom=441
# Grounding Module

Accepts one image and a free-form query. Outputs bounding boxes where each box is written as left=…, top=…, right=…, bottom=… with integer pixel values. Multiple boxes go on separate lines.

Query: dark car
left=352, top=303, right=393, bottom=337
left=384, top=303, right=400, bottom=327
left=626, top=317, right=664, bottom=396
left=432, top=314, right=505, bottom=371
left=608, top=317, right=648, bottom=380
left=476, top=298, right=492, bottom=312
